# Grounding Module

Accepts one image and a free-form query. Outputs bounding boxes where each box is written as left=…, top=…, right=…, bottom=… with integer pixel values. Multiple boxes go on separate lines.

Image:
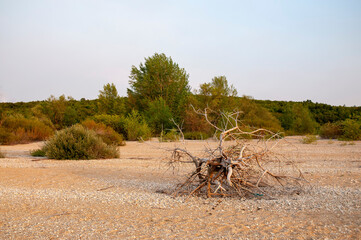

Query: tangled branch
left=170, top=108, right=306, bottom=199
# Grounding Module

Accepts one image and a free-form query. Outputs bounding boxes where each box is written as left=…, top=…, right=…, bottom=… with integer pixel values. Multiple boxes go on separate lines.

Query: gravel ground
left=0, top=138, right=360, bottom=239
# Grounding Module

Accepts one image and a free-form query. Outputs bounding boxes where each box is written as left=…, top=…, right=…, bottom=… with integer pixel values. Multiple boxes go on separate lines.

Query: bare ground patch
left=0, top=137, right=360, bottom=239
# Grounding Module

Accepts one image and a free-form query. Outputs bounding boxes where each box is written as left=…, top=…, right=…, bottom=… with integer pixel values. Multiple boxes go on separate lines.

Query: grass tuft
left=301, top=135, right=318, bottom=144
left=30, top=149, right=46, bottom=157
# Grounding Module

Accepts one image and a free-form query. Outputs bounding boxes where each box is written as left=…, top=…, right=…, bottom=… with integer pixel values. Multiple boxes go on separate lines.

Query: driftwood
left=170, top=108, right=306, bottom=199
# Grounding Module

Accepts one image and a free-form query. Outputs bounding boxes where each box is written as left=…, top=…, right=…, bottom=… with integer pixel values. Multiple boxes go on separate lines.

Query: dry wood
left=169, top=108, right=307, bottom=199
left=97, top=185, right=115, bottom=191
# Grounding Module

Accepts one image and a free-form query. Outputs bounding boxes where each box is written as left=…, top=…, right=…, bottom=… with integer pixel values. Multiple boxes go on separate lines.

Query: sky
left=0, top=0, right=360, bottom=106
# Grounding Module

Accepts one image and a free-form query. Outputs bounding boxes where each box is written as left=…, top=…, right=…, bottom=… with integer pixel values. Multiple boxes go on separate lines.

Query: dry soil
left=0, top=137, right=360, bottom=239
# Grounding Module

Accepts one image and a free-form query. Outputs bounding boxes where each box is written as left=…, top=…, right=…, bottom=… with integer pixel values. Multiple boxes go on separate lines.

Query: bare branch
left=168, top=108, right=306, bottom=200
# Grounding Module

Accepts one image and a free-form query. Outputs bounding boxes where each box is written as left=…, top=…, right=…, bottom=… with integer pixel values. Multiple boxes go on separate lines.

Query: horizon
left=1, top=93, right=360, bottom=108
left=1, top=1, right=360, bottom=106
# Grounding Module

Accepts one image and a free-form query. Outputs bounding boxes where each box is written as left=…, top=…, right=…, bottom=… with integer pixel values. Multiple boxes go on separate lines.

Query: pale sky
left=0, top=0, right=360, bottom=106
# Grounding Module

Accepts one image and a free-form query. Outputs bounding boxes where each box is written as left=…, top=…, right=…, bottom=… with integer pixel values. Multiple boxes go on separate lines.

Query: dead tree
left=170, top=108, right=306, bottom=199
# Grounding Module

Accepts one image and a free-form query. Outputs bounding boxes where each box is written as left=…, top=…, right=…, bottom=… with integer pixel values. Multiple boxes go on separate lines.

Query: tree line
left=1, top=53, right=361, bottom=144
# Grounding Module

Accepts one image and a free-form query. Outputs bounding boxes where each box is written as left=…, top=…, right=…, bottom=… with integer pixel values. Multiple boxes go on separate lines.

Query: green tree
left=291, top=104, right=318, bottom=134
left=146, top=97, right=173, bottom=134
left=98, top=83, right=123, bottom=115
left=124, top=110, right=152, bottom=141
left=236, top=96, right=283, bottom=133
left=41, top=95, right=68, bottom=129
left=128, top=53, right=190, bottom=119
left=40, top=95, right=82, bottom=129
left=186, top=76, right=238, bottom=133
left=198, top=76, right=238, bottom=111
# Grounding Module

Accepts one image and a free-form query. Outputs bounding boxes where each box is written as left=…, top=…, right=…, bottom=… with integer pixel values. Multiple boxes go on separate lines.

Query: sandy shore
left=0, top=137, right=360, bottom=239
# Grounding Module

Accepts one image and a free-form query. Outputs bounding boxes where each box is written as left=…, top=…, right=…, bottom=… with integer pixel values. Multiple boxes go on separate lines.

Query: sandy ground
left=0, top=137, right=360, bottom=239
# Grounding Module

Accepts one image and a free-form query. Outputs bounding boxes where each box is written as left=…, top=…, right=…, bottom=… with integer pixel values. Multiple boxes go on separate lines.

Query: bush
left=124, top=110, right=152, bottom=141
left=319, top=122, right=342, bottom=139
left=288, top=104, right=318, bottom=135
left=0, top=114, right=54, bottom=144
left=30, top=149, right=46, bottom=157
left=158, top=129, right=180, bottom=142
left=301, top=135, right=317, bottom=144
left=42, top=125, right=119, bottom=160
left=81, top=119, right=125, bottom=146
left=184, top=131, right=210, bottom=140
left=339, top=119, right=361, bottom=141
left=0, top=128, right=16, bottom=145
left=92, top=114, right=126, bottom=136
left=183, top=108, right=213, bottom=134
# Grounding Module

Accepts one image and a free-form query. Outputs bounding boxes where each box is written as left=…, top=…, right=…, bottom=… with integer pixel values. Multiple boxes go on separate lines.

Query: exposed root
left=169, top=109, right=307, bottom=199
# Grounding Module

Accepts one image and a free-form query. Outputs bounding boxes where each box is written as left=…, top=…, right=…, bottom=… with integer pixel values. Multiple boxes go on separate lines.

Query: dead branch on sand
left=170, top=108, right=307, bottom=199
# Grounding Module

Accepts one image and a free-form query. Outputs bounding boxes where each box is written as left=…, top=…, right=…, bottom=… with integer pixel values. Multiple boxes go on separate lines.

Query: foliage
left=91, top=114, right=126, bottom=136
left=183, top=131, right=210, bottom=140
left=0, top=128, right=15, bottom=145
left=158, top=129, right=180, bottom=142
left=189, top=79, right=282, bottom=133
left=235, top=96, right=283, bottom=133
left=39, top=96, right=99, bottom=129
left=42, top=125, right=119, bottom=160
left=81, top=119, right=125, bottom=146
left=0, top=114, right=54, bottom=145
left=196, top=76, right=238, bottom=113
left=146, top=97, right=173, bottom=134
left=339, top=119, right=361, bottom=141
left=183, top=107, right=213, bottom=134
left=30, top=149, right=46, bottom=157
left=319, top=122, right=342, bottom=139
left=256, top=99, right=361, bottom=130
left=123, top=110, right=152, bottom=141
left=40, top=95, right=68, bottom=129
left=98, top=83, right=124, bottom=115
left=288, top=104, right=318, bottom=135
left=128, top=53, right=190, bottom=119
left=301, top=135, right=318, bottom=144
left=0, top=101, right=39, bottom=119
left=30, top=104, right=55, bottom=127
left=2, top=65, right=361, bottom=142
left=0, top=150, right=5, bottom=158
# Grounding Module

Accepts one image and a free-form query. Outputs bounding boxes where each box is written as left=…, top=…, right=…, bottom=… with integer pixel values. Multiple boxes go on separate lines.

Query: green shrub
left=42, top=125, right=119, bottom=160
left=301, top=135, right=318, bottom=144
left=183, top=131, right=210, bottom=140
left=30, top=149, right=46, bottom=157
left=81, top=119, right=125, bottom=146
left=124, top=110, right=152, bottom=141
left=319, top=122, right=342, bottom=139
left=92, top=114, right=126, bottom=136
left=339, top=119, right=361, bottom=141
left=0, top=114, right=54, bottom=144
left=289, top=104, right=318, bottom=135
left=0, top=127, right=16, bottom=145
left=158, top=129, right=180, bottom=142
